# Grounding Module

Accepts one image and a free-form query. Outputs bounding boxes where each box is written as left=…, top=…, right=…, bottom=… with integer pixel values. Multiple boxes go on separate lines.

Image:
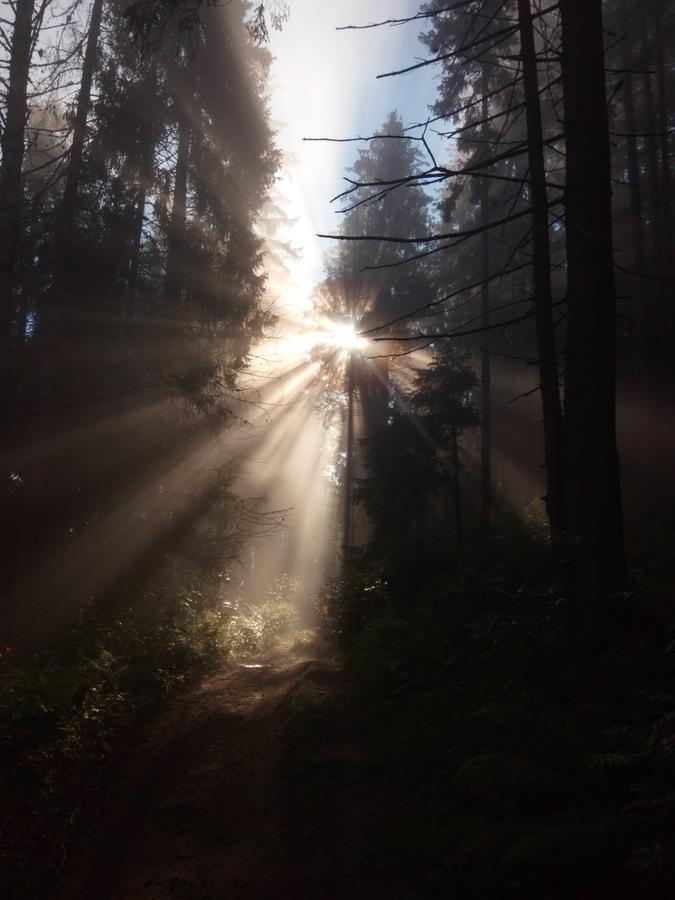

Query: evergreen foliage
left=323, top=519, right=675, bottom=899
left=0, top=0, right=281, bottom=646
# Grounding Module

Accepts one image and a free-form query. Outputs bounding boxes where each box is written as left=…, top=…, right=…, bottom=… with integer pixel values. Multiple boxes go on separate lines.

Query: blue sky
left=268, top=1, right=442, bottom=305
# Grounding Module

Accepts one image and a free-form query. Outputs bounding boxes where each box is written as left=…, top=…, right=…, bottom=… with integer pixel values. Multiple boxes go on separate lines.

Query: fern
left=589, top=752, right=644, bottom=770
left=460, top=818, right=537, bottom=865
left=649, top=711, right=675, bottom=753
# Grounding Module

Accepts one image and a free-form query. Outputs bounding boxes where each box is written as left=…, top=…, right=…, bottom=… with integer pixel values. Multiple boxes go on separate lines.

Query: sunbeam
left=2, top=2, right=674, bottom=895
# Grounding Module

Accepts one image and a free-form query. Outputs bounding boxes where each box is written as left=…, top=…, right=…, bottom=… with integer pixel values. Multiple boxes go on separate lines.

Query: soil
left=53, top=637, right=421, bottom=900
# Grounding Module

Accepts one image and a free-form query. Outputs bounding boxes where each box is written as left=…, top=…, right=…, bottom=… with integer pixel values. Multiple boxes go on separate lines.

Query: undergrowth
left=322, top=516, right=675, bottom=899
left=0, top=574, right=302, bottom=897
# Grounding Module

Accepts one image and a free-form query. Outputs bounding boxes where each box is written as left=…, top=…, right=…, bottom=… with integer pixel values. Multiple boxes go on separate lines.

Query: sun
left=274, top=316, right=367, bottom=361
left=325, top=321, right=366, bottom=353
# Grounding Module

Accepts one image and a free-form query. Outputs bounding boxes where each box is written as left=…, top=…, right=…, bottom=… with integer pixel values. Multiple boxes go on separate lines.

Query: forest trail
left=55, top=637, right=416, bottom=900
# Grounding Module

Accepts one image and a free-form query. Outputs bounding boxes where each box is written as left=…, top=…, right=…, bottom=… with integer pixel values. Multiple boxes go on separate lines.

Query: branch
left=377, top=20, right=519, bottom=80
left=336, top=0, right=478, bottom=31
left=359, top=261, right=532, bottom=335
left=318, top=202, right=560, bottom=246
left=372, top=306, right=544, bottom=342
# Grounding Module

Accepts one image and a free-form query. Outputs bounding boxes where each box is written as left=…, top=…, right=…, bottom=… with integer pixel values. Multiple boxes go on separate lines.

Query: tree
left=516, top=0, right=564, bottom=532
left=559, top=0, right=626, bottom=597
left=0, top=0, right=36, bottom=338
left=354, top=412, right=444, bottom=551
left=163, top=47, right=192, bottom=301
left=411, top=346, right=479, bottom=548
left=354, top=344, right=478, bottom=554
left=318, top=113, right=435, bottom=550
left=1, top=0, right=282, bottom=647
left=51, top=0, right=105, bottom=306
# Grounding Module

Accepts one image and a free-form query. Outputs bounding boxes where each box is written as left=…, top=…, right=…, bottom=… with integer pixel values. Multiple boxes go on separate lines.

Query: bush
left=0, top=586, right=234, bottom=895
left=322, top=520, right=675, bottom=899
left=226, top=574, right=302, bottom=655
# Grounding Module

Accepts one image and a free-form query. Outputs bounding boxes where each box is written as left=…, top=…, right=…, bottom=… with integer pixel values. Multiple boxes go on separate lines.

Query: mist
left=1, top=1, right=674, bottom=897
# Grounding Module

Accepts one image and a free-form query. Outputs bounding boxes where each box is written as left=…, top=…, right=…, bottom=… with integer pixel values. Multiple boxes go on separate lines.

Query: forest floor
left=53, top=634, right=419, bottom=900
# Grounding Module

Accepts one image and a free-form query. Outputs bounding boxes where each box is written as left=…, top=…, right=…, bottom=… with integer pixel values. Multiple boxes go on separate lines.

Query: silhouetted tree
left=0, top=0, right=36, bottom=336
left=559, top=0, right=626, bottom=597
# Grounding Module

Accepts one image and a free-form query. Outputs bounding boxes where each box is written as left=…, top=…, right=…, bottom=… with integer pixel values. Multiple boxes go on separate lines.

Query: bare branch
left=318, top=202, right=561, bottom=246
left=336, top=0, right=478, bottom=32
left=359, top=261, right=533, bottom=336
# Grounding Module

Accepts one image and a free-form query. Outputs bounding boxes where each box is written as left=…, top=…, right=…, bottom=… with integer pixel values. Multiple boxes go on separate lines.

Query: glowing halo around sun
left=262, top=307, right=368, bottom=365
left=323, top=320, right=367, bottom=353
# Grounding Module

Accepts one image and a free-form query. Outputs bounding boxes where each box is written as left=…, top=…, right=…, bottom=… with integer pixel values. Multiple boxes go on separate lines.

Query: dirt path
left=55, top=640, right=419, bottom=900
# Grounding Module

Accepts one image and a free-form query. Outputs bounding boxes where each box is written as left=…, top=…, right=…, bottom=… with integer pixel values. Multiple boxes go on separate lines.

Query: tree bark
left=517, top=0, right=565, bottom=533
left=0, top=0, right=36, bottom=342
left=10, top=0, right=104, bottom=638
left=127, top=188, right=146, bottom=316
left=342, top=355, right=355, bottom=556
left=164, top=118, right=190, bottom=300
left=51, top=0, right=104, bottom=302
left=639, top=14, right=663, bottom=279
left=127, top=76, right=157, bottom=316
left=559, top=0, right=627, bottom=596
left=654, top=0, right=672, bottom=268
left=451, top=425, right=463, bottom=550
left=0, top=0, right=37, bottom=641
left=480, top=64, right=491, bottom=532
left=619, top=0, right=647, bottom=276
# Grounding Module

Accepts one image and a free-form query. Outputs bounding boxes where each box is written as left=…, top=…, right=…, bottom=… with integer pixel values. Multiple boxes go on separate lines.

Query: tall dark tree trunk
left=127, top=187, right=146, bottom=317
left=517, top=0, right=565, bottom=534
left=126, top=82, right=157, bottom=317
left=164, top=119, right=190, bottom=300
left=451, top=425, right=463, bottom=551
left=618, top=0, right=649, bottom=437
left=654, top=0, right=672, bottom=268
left=0, top=0, right=36, bottom=642
left=480, top=65, right=491, bottom=532
left=11, top=0, right=104, bottom=640
left=51, top=0, right=104, bottom=302
left=0, top=0, right=36, bottom=343
left=342, top=356, right=355, bottom=556
left=652, top=0, right=673, bottom=501
left=619, top=0, right=647, bottom=276
left=559, top=0, right=627, bottom=597
left=639, top=14, right=663, bottom=279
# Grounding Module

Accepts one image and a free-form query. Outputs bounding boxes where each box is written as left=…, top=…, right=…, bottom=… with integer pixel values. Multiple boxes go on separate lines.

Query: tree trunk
left=618, top=0, right=649, bottom=436
left=164, top=119, right=190, bottom=300
left=559, top=0, right=627, bottom=596
left=654, top=0, right=672, bottom=268
left=480, top=65, right=491, bottom=532
left=127, top=187, right=146, bottom=317
left=126, top=76, right=157, bottom=316
left=639, top=14, right=663, bottom=279
left=517, top=0, right=565, bottom=533
left=0, top=0, right=36, bottom=643
left=10, top=0, right=104, bottom=639
left=619, top=0, right=647, bottom=276
left=51, top=0, right=104, bottom=302
left=0, top=0, right=36, bottom=342
left=451, top=425, right=463, bottom=551
left=342, top=356, right=355, bottom=556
